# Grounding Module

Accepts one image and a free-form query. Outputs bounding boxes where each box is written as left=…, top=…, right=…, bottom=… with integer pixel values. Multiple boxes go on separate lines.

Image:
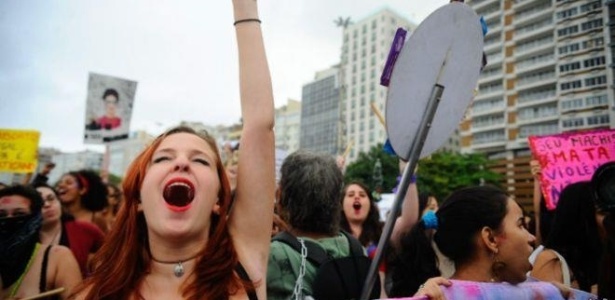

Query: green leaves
left=344, top=147, right=501, bottom=202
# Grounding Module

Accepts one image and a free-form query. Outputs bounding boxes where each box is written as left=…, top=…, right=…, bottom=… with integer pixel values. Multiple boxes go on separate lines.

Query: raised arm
left=530, top=159, right=542, bottom=245
left=390, top=160, right=420, bottom=250
left=229, top=0, right=275, bottom=287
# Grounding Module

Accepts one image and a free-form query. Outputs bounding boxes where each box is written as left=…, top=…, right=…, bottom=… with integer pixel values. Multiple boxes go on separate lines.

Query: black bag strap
left=272, top=231, right=367, bottom=265
left=39, top=245, right=52, bottom=292
left=272, top=231, right=329, bottom=266
left=339, top=230, right=366, bottom=257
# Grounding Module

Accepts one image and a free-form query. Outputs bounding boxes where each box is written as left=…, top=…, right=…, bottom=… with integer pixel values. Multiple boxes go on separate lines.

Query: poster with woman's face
left=84, top=73, right=138, bottom=144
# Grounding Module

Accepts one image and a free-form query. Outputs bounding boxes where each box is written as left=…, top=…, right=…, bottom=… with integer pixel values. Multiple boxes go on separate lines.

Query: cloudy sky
left=0, top=0, right=449, bottom=152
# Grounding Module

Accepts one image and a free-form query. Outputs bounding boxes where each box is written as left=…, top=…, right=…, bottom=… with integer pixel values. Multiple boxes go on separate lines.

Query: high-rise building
left=461, top=0, right=614, bottom=158
left=300, top=66, right=342, bottom=155
left=341, top=9, right=417, bottom=162
left=275, top=99, right=301, bottom=152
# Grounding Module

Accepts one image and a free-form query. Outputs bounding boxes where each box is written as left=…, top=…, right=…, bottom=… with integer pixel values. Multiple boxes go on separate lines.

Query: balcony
left=515, top=2, right=553, bottom=27
left=517, top=88, right=557, bottom=107
left=516, top=20, right=554, bottom=41
left=515, top=34, right=554, bottom=57
left=517, top=71, right=557, bottom=88
left=471, top=0, right=499, bottom=11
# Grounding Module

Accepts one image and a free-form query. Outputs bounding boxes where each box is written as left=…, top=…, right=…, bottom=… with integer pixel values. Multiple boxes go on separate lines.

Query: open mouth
left=352, top=201, right=362, bottom=213
left=163, top=178, right=195, bottom=212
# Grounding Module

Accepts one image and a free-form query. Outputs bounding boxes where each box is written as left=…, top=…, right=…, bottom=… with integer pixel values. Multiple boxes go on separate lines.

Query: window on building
left=587, top=115, right=610, bottom=126
left=584, top=76, right=606, bottom=87
left=557, top=25, right=578, bottom=37
left=559, top=61, right=581, bottom=73
left=562, top=118, right=584, bottom=128
left=560, top=80, right=582, bottom=91
left=556, top=7, right=578, bottom=19
left=581, top=19, right=603, bottom=32
left=561, top=98, right=583, bottom=111
left=586, top=94, right=607, bottom=106
left=580, top=1, right=601, bottom=13
left=583, top=56, right=605, bottom=68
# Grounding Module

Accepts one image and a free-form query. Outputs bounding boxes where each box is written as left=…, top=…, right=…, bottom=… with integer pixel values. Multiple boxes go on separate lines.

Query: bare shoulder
left=531, top=248, right=563, bottom=282
left=50, top=244, right=76, bottom=258
left=534, top=249, right=560, bottom=265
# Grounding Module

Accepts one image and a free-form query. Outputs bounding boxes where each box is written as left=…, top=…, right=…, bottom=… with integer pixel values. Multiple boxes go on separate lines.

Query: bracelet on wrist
left=234, top=18, right=261, bottom=26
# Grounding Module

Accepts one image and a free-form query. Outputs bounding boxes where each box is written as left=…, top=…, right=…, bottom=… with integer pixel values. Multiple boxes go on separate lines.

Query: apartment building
left=461, top=0, right=614, bottom=158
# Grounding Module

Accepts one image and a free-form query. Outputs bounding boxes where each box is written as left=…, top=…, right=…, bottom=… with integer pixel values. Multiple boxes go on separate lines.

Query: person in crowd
left=530, top=159, right=555, bottom=246
left=101, top=183, right=122, bottom=231
left=268, top=151, right=371, bottom=299
left=388, top=185, right=594, bottom=299
left=419, top=192, right=439, bottom=217
left=340, top=181, right=383, bottom=252
left=531, top=181, right=603, bottom=294
left=0, top=185, right=82, bottom=299
left=55, top=170, right=108, bottom=233
left=340, top=181, right=388, bottom=298
left=73, top=1, right=274, bottom=298
left=36, top=183, right=105, bottom=275
left=592, top=161, right=615, bottom=299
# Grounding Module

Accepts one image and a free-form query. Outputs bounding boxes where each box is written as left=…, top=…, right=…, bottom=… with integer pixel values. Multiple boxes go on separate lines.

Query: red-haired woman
left=72, top=1, right=275, bottom=299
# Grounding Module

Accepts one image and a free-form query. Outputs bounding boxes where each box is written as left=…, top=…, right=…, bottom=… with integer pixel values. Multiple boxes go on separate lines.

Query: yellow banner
left=0, top=129, right=40, bottom=173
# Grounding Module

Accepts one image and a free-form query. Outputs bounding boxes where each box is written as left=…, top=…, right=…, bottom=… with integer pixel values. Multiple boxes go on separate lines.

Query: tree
left=344, top=144, right=399, bottom=198
left=345, top=147, right=501, bottom=203
left=416, top=151, right=501, bottom=202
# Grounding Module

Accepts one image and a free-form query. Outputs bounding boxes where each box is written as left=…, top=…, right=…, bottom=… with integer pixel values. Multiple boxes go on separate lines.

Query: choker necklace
left=150, top=254, right=199, bottom=278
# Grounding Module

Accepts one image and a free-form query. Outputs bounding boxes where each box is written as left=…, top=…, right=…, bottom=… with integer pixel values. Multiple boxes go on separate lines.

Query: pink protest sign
left=529, top=129, right=615, bottom=210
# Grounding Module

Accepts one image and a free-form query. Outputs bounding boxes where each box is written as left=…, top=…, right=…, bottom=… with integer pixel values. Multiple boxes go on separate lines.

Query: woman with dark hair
left=388, top=185, right=592, bottom=299
left=531, top=181, right=603, bottom=294
left=102, top=183, right=122, bottom=231
left=36, top=183, right=104, bottom=275
left=340, top=181, right=383, bottom=249
left=55, top=170, right=108, bottom=232
left=72, top=0, right=274, bottom=298
left=418, top=192, right=438, bottom=217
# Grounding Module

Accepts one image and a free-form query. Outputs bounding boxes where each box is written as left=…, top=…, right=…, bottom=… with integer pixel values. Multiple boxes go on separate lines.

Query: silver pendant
left=174, top=262, right=185, bottom=277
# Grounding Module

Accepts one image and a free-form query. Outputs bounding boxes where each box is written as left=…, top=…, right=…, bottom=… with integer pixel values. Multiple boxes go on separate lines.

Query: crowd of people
left=1, top=1, right=615, bottom=299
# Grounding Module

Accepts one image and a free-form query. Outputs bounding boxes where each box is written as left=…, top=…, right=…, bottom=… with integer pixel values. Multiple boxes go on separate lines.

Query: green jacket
left=266, top=234, right=351, bottom=300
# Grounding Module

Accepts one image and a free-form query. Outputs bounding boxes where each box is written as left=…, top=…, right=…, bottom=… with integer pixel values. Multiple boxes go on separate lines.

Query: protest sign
left=84, top=73, right=138, bottom=144
left=0, top=129, right=40, bottom=173
left=529, top=129, right=615, bottom=210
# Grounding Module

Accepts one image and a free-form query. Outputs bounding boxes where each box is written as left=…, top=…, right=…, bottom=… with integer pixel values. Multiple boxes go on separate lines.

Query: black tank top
left=39, top=245, right=60, bottom=300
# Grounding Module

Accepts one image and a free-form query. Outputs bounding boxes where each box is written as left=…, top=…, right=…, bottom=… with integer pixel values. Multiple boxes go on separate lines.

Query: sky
left=0, top=0, right=449, bottom=152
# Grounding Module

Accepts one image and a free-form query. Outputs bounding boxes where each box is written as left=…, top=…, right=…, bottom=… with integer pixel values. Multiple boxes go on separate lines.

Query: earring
left=490, top=249, right=505, bottom=282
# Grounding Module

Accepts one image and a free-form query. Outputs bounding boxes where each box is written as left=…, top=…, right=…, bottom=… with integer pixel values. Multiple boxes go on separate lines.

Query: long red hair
left=76, top=126, right=253, bottom=299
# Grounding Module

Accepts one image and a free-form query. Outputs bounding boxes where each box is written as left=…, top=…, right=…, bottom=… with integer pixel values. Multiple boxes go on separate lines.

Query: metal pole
left=360, top=84, right=444, bottom=299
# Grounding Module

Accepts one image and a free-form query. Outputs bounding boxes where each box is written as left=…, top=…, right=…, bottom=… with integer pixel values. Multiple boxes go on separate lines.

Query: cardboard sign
left=84, top=73, right=138, bottom=144
left=0, top=129, right=40, bottom=173
left=529, top=129, right=615, bottom=210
